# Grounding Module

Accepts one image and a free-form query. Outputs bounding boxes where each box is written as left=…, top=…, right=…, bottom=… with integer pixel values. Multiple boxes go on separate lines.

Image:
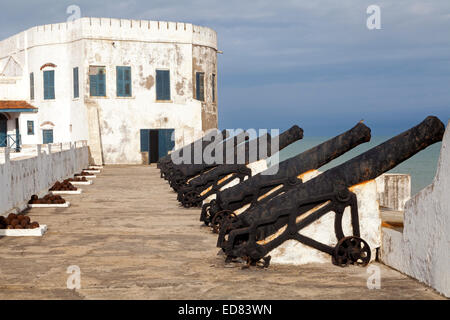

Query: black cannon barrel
left=232, top=116, right=445, bottom=241
left=171, top=125, right=303, bottom=183
left=210, top=122, right=371, bottom=215
left=166, top=130, right=254, bottom=191
left=177, top=125, right=304, bottom=207
left=158, top=129, right=229, bottom=178
left=168, top=130, right=254, bottom=177
left=159, top=129, right=229, bottom=166
left=158, top=129, right=227, bottom=180
left=184, top=125, right=304, bottom=189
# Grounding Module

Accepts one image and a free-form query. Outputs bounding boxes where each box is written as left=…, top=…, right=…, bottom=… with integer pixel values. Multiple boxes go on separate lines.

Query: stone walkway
left=0, top=165, right=445, bottom=299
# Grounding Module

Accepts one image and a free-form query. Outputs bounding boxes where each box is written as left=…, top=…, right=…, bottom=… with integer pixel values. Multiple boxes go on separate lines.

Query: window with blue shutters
left=30, top=73, right=34, bottom=100
left=196, top=72, right=205, bottom=101
left=156, top=69, right=170, bottom=101
left=42, top=129, right=53, bottom=144
left=43, top=70, right=55, bottom=100
left=73, top=67, right=79, bottom=98
left=89, top=66, right=106, bottom=97
left=117, top=66, right=132, bottom=97
left=27, top=121, right=34, bottom=135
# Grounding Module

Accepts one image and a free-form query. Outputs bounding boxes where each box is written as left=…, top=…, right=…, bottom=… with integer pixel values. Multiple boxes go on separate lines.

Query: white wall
left=376, top=173, right=411, bottom=211
left=0, top=141, right=89, bottom=216
left=379, top=121, right=450, bottom=298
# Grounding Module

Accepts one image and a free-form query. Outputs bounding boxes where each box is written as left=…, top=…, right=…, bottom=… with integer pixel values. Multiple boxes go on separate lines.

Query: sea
left=267, top=137, right=442, bottom=196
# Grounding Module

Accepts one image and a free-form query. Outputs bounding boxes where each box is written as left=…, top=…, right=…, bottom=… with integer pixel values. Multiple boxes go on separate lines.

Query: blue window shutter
left=156, top=70, right=163, bottom=100
left=30, top=73, right=34, bottom=100
left=44, top=70, right=55, bottom=99
left=98, top=71, right=106, bottom=96
left=124, top=67, right=131, bottom=96
left=156, top=70, right=170, bottom=100
left=196, top=73, right=199, bottom=100
left=158, top=129, right=175, bottom=159
left=43, top=71, right=49, bottom=99
left=117, top=66, right=124, bottom=97
left=27, top=121, right=34, bottom=135
left=212, top=74, right=215, bottom=102
left=140, top=129, right=149, bottom=152
left=43, top=70, right=55, bottom=100
left=73, top=67, right=79, bottom=98
left=117, top=66, right=131, bottom=97
left=43, top=129, right=53, bottom=144
left=164, top=71, right=170, bottom=100
left=51, top=70, right=55, bottom=99
left=196, top=72, right=204, bottom=101
left=90, top=74, right=97, bottom=96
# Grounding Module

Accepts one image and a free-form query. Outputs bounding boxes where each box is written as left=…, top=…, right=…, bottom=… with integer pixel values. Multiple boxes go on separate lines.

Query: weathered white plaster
left=376, top=173, right=411, bottom=211
left=0, top=142, right=88, bottom=215
left=379, top=121, right=450, bottom=298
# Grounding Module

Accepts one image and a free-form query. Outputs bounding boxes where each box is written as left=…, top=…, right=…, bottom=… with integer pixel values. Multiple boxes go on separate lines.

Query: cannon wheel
left=332, top=236, right=371, bottom=267
left=201, top=202, right=213, bottom=225
left=182, top=191, right=200, bottom=208
left=211, top=210, right=237, bottom=233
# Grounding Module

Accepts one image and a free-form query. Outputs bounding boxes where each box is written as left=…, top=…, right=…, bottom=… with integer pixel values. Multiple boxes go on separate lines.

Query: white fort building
left=0, top=17, right=219, bottom=164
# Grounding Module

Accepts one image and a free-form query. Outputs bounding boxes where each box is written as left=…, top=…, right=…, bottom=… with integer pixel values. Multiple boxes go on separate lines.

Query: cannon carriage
left=202, top=122, right=372, bottom=232
left=216, top=117, right=445, bottom=268
left=176, top=125, right=304, bottom=208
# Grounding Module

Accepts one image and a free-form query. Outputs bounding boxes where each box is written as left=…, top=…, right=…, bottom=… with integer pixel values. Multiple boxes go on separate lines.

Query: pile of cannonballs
left=0, top=213, right=40, bottom=229
left=68, top=176, right=88, bottom=182
left=28, top=194, right=66, bottom=204
left=49, top=180, right=77, bottom=191
left=75, top=171, right=92, bottom=177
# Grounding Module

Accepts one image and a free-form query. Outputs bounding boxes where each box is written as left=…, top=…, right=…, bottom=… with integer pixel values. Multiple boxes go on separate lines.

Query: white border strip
left=28, top=202, right=71, bottom=208
left=70, top=180, right=93, bottom=185
left=50, top=189, right=82, bottom=195
left=0, top=225, right=48, bottom=237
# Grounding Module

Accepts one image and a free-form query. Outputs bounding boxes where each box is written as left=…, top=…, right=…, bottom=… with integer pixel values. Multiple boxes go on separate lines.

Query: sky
left=1, top=0, right=449, bottom=136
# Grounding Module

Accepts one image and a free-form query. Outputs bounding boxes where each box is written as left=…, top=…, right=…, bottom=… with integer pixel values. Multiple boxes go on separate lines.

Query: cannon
left=202, top=122, right=371, bottom=231
left=158, top=129, right=229, bottom=179
left=177, top=125, right=304, bottom=208
left=166, top=130, right=254, bottom=192
left=163, top=130, right=250, bottom=189
left=217, top=116, right=445, bottom=268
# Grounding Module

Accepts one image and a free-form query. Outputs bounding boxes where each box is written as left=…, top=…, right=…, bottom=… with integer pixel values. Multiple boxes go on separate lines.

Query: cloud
left=0, top=0, right=449, bottom=134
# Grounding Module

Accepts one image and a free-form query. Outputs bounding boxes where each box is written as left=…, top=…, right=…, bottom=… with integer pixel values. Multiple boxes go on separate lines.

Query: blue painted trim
left=0, top=109, right=38, bottom=113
